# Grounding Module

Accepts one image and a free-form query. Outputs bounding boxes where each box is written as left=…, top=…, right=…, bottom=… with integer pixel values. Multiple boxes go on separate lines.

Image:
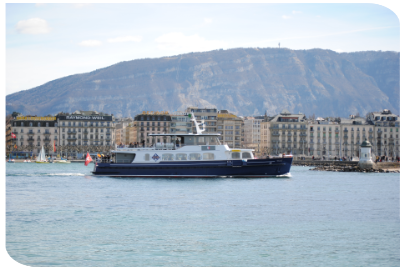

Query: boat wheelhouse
left=92, top=114, right=293, bottom=178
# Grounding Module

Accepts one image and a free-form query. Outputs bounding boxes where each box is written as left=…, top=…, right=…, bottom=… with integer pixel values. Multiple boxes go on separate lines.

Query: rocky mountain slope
left=6, top=48, right=399, bottom=118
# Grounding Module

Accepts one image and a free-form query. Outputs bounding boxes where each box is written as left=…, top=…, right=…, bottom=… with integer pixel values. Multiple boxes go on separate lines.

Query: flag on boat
left=53, top=141, right=56, bottom=152
left=84, top=152, right=93, bottom=166
left=14, top=144, right=17, bottom=149
left=11, top=132, right=16, bottom=139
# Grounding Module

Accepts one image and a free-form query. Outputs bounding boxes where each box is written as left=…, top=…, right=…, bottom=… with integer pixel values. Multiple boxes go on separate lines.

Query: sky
left=4, top=1, right=401, bottom=96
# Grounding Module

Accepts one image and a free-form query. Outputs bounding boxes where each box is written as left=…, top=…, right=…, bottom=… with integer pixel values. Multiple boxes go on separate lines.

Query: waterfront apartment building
left=170, top=112, right=192, bottom=134
left=243, top=116, right=265, bottom=152
left=367, top=109, right=400, bottom=158
left=115, top=118, right=134, bottom=145
left=216, top=110, right=243, bottom=148
left=124, top=122, right=138, bottom=145
left=10, top=115, right=58, bottom=156
left=308, top=118, right=343, bottom=158
left=186, top=107, right=218, bottom=134
left=134, top=111, right=171, bottom=145
left=260, top=109, right=308, bottom=156
left=338, top=116, right=374, bottom=159
left=56, top=110, right=115, bottom=158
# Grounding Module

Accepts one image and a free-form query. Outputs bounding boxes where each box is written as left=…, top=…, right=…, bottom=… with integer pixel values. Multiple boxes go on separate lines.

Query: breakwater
left=293, top=160, right=400, bottom=173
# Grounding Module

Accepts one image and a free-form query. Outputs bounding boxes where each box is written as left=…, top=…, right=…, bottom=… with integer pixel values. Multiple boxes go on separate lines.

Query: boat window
left=184, top=136, right=196, bottom=145
left=175, top=153, right=187, bottom=161
left=203, top=153, right=214, bottom=160
left=197, top=137, right=205, bottom=145
left=162, top=153, right=174, bottom=161
left=116, top=153, right=136, bottom=163
left=144, top=153, right=150, bottom=161
left=207, top=136, right=217, bottom=145
left=242, top=152, right=252, bottom=159
left=231, top=152, right=241, bottom=159
left=189, top=153, right=201, bottom=160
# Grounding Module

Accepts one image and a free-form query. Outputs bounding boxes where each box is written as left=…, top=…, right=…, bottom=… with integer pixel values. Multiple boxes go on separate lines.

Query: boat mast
left=188, top=113, right=205, bottom=135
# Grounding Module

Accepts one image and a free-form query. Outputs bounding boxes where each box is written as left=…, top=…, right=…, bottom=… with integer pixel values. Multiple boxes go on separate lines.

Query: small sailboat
left=35, top=146, right=48, bottom=163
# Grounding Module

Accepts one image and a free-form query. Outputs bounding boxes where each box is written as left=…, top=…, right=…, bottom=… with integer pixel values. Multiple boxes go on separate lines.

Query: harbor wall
left=292, top=160, right=358, bottom=166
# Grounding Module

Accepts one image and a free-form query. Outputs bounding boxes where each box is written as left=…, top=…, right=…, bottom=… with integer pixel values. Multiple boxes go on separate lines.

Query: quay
left=7, top=159, right=86, bottom=163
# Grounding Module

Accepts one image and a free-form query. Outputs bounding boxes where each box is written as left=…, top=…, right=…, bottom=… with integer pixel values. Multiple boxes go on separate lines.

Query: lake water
left=6, top=162, right=400, bottom=267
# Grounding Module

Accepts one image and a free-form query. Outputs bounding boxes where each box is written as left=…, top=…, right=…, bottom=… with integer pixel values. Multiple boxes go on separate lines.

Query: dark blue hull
left=91, top=158, right=293, bottom=178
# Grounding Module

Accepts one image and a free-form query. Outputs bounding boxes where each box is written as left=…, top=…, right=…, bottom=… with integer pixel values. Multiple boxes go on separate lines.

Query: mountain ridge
left=6, top=47, right=399, bottom=118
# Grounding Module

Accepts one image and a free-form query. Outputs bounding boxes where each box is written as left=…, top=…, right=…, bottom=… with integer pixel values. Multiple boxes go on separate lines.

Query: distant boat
left=7, top=157, right=15, bottom=163
left=35, top=146, right=48, bottom=163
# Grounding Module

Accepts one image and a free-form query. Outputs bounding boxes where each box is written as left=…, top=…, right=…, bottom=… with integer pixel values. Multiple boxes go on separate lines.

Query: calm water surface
left=6, top=162, right=400, bottom=267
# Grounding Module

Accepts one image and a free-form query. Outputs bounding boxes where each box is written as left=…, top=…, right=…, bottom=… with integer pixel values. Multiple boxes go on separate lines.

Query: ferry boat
left=92, top=114, right=293, bottom=178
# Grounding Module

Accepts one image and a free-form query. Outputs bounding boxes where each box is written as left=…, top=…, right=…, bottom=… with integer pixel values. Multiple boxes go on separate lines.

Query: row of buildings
left=259, top=109, right=400, bottom=159
left=6, top=111, right=115, bottom=159
left=6, top=107, right=400, bottom=159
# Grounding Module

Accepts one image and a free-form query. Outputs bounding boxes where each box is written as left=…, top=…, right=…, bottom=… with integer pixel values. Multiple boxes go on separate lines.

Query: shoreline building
left=134, top=111, right=171, bottom=145
left=124, top=122, right=138, bottom=145
left=170, top=112, right=192, bottom=134
left=56, top=110, right=115, bottom=158
left=10, top=115, right=58, bottom=157
left=367, top=109, right=400, bottom=158
left=216, top=110, right=243, bottom=148
left=260, top=109, right=307, bottom=156
left=186, top=107, right=218, bottom=134
left=339, top=115, right=374, bottom=159
left=243, top=115, right=265, bottom=152
left=114, top=117, right=133, bottom=145
left=308, top=117, right=342, bottom=158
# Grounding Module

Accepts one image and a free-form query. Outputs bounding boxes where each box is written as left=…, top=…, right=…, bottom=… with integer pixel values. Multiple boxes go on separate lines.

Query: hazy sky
left=5, top=2, right=401, bottom=96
